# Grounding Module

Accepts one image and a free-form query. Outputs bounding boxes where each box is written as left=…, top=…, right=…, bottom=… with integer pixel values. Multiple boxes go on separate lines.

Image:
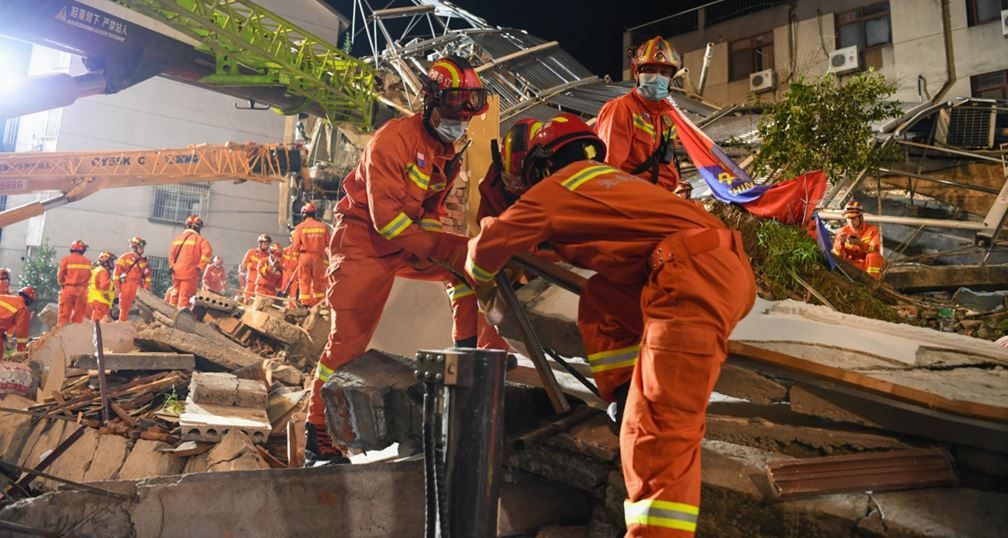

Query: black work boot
left=606, top=383, right=631, bottom=435
left=304, top=423, right=350, bottom=467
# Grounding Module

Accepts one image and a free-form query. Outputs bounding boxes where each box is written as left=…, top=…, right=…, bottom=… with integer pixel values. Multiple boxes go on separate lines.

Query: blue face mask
left=434, top=117, right=469, bottom=142
left=637, top=72, right=671, bottom=101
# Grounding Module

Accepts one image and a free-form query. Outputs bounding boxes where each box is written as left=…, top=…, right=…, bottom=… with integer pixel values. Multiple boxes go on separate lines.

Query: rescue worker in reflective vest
left=202, top=256, right=227, bottom=295
left=0, top=268, right=11, bottom=295
left=254, top=243, right=284, bottom=300
left=281, top=233, right=299, bottom=304
left=831, top=200, right=884, bottom=279
left=88, top=251, right=116, bottom=321
left=240, top=233, right=270, bottom=302
left=290, top=203, right=329, bottom=306
left=596, top=36, right=682, bottom=193
left=674, top=180, right=693, bottom=200
left=0, top=287, right=35, bottom=351
left=305, top=55, right=493, bottom=466
left=463, top=114, right=755, bottom=537
left=164, top=286, right=178, bottom=305
left=57, top=240, right=92, bottom=326
left=113, top=236, right=151, bottom=321
left=169, top=215, right=213, bottom=309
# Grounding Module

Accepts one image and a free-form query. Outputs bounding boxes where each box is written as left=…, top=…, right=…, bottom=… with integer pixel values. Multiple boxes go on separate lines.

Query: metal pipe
left=0, top=71, right=106, bottom=120
left=876, top=167, right=1000, bottom=194
left=448, top=348, right=507, bottom=537
left=895, top=139, right=1004, bottom=164
left=696, top=42, right=715, bottom=96
left=818, top=209, right=985, bottom=230
left=475, top=41, right=559, bottom=73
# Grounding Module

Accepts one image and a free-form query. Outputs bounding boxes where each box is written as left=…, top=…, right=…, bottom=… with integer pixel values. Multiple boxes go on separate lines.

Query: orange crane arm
left=0, top=142, right=303, bottom=227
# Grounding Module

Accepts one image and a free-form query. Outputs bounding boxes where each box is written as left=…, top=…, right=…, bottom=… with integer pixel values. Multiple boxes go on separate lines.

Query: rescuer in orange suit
left=281, top=233, right=299, bottom=305
left=113, top=236, right=151, bottom=321
left=240, top=233, right=270, bottom=302
left=202, top=256, right=227, bottom=295
left=57, top=240, right=92, bottom=326
left=290, top=203, right=329, bottom=306
left=595, top=36, right=682, bottom=192
left=0, top=268, right=11, bottom=295
left=831, top=200, right=884, bottom=279
left=304, top=55, right=495, bottom=466
left=464, top=114, right=755, bottom=537
left=88, top=251, right=116, bottom=321
left=0, top=287, right=35, bottom=352
left=169, top=215, right=213, bottom=309
left=254, top=243, right=284, bottom=299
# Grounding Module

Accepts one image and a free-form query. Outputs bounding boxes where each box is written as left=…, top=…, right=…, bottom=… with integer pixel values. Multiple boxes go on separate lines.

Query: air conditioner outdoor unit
left=1001, top=9, right=1008, bottom=37
left=828, top=45, right=859, bottom=74
left=749, top=69, right=776, bottom=93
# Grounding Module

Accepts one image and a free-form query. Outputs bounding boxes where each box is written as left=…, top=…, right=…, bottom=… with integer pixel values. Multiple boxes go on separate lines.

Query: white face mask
left=637, top=72, right=671, bottom=101
left=434, top=117, right=469, bottom=142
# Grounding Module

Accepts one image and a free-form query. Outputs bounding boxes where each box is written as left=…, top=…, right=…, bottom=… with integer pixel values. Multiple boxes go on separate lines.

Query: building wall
left=0, top=48, right=286, bottom=280
left=626, top=0, right=1008, bottom=106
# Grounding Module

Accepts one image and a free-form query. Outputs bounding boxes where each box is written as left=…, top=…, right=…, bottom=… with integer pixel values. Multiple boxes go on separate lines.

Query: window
left=836, top=3, right=892, bottom=51
left=972, top=70, right=1008, bottom=99
left=729, top=32, right=774, bottom=81
left=966, top=0, right=1007, bottom=26
left=150, top=184, right=210, bottom=224
left=42, top=109, right=62, bottom=139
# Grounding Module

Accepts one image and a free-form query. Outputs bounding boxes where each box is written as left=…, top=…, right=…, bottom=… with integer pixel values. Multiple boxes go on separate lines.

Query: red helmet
left=844, top=200, right=864, bottom=218
left=301, top=202, right=316, bottom=216
left=70, top=240, right=88, bottom=254
left=631, top=36, right=681, bottom=77
left=257, top=233, right=272, bottom=244
left=0, top=268, right=9, bottom=280
left=19, top=286, right=36, bottom=304
left=129, top=236, right=146, bottom=249
left=423, top=55, right=488, bottom=119
left=522, top=113, right=606, bottom=187
left=500, top=119, right=544, bottom=195
left=97, top=251, right=116, bottom=265
left=185, top=215, right=203, bottom=229
left=269, top=243, right=282, bottom=256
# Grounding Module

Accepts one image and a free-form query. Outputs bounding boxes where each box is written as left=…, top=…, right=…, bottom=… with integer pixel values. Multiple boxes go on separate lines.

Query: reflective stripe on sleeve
left=465, top=257, right=496, bottom=283
left=419, top=218, right=443, bottom=232
left=406, top=163, right=431, bottom=190
left=316, top=362, right=336, bottom=382
left=0, top=301, right=17, bottom=313
left=587, top=344, right=640, bottom=373
left=446, top=283, right=475, bottom=301
left=624, top=499, right=699, bottom=533
left=378, top=212, right=413, bottom=240
left=561, top=165, right=618, bottom=192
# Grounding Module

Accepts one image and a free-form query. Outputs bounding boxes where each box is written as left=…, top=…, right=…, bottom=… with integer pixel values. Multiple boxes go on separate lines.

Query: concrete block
left=953, top=287, right=1008, bottom=314
left=43, top=427, right=100, bottom=490
left=17, top=419, right=72, bottom=471
left=82, top=434, right=130, bottom=483
left=189, top=372, right=238, bottom=407
left=0, top=394, right=37, bottom=461
left=235, top=378, right=268, bottom=409
left=179, top=401, right=271, bottom=444
left=135, top=325, right=262, bottom=372
left=117, top=439, right=184, bottom=481
left=240, top=309, right=302, bottom=344
left=71, top=352, right=195, bottom=371
left=269, top=362, right=304, bottom=386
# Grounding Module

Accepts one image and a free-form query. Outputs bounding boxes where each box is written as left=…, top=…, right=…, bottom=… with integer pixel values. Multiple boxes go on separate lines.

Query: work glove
left=429, top=232, right=470, bottom=280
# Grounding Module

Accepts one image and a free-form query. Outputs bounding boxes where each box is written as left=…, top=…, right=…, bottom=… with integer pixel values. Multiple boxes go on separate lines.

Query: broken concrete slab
left=31, top=321, right=137, bottom=401
left=184, top=431, right=268, bottom=474
left=189, top=372, right=240, bottom=407
left=135, top=324, right=263, bottom=371
left=953, top=287, right=1008, bottom=313
left=241, top=309, right=303, bottom=345
left=116, top=439, right=184, bottom=481
left=192, top=290, right=240, bottom=313
left=179, top=401, right=271, bottom=444
left=269, top=361, right=304, bottom=386
left=0, top=461, right=425, bottom=537
left=41, top=427, right=100, bottom=490
left=82, top=434, right=129, bottom=483
left=71, top=352, right=195, bottom=371
left=17, top=419, right=73, bottom=471
left=0, top=394, right=37, bottom=461
left=885, top=264, right=1008, bottom=292
left=705, top=415, right=906, bottom=457
left=712, top=364, right=788, bottom=405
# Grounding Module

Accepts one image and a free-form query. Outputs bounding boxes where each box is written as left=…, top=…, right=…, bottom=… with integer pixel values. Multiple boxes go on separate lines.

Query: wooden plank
left=728, top=341, right=1008, bottom=423
left=70, top=352, right=196, bottom=371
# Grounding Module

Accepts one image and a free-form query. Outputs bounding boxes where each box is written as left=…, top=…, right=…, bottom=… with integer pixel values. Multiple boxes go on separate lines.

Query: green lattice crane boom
left=114, top=0, right=376, bottom=129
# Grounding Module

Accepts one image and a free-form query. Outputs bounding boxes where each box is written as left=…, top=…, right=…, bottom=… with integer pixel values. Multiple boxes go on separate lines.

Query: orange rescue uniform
left=307, top=113, right=490, bottom=432
left=831, top=222, right=884, bottom=279
left=57, top=253, right=92, bottom=326
left=466, top=161, right=755, bottom=537
left=202, top=265, right=227, bottom=294
left=0, top=281, right=9, bottom=295
left=291, top=217, right=330, bottom=306
left=87, top=266, right=115, bottom=321
left=254, top=255, right=283, bottom=297
left=0, top=295, right=31, bottom=351
left=281, top=244, right=299, bottom=300
left=595, top=88, right=680, bottom=192
left=240, top=247, right=267, bottom=301
left=169, top=229, right=212, bottom=308
left=113, top=252, right=151, bottom=321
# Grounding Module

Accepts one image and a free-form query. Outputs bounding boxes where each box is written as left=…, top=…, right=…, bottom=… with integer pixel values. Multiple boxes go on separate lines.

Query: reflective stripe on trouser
left=307, top=223, right=485, bottom=430
left=118, top=281, right=140, bottom=321
left=172, top=278, right=198, bottom=310
left=57, top=286, right=88, bottom=326
left=865, top=252, right=884, bottom=280
left=622, top=232, right=756, bottom=537
left=577, top=274, right=643, bottom=402
left=297, top=252, right=327, bottom=306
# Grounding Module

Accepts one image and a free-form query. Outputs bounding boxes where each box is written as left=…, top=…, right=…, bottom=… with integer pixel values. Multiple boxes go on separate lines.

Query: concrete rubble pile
left=0, top=287, right=322, bottom=503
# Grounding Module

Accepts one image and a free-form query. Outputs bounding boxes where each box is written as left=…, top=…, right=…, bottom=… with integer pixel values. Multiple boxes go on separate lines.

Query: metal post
left=93, top=320, right=110, bottom=424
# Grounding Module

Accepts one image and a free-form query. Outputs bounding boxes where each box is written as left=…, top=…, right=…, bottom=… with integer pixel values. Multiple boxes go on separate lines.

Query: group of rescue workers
left=0, top=33, right=887, bottom=537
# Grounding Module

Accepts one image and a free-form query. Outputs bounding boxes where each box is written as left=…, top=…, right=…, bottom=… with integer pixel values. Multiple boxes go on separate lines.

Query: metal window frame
left=966, top=0, right=1008, bottom=26
left=835, top=1, right=892, bottom=52
left=728, top=32, right=774, bottom=82
left=971, top=69, right=1008, bottom=100
left=149, top=183, right=211, bottom=225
